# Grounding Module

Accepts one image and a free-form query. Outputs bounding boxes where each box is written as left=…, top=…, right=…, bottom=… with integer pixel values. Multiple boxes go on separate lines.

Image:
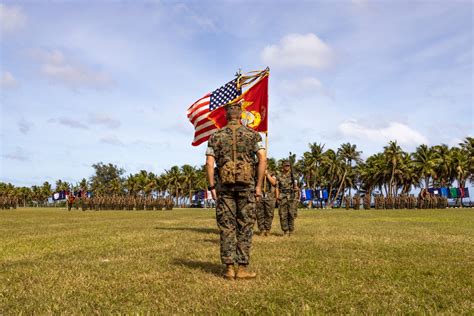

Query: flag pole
left=263, top=68, right=269, bottom=194
left=263, top=131, right=268, bottom=193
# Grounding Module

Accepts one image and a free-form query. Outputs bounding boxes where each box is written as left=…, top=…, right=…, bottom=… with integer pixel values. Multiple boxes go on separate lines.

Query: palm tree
left=325, top=149, right=345, bottom=208
left=41, top=181, right=52, bottom=206
left=451, top=147, right=469, bottom=207
left=432, top=144, right=454, bottom=187
left=31, top=185, right=42, bottom=206
left=181, top=165, right=198, bottom=207
left=135, top=170, right=150, bottom=196
left=165, top=166, right=183, bottom=206
left=411, top=144, right=437, bottom=190
left=338, top=143, right=361, bottom=197
left=398, top=153, right=418, bottom=195
left=144, top=172, right=157, bottom=197
left=125, top=174, right=139, bottom=196
left=384, top=141, right=405, bottom=197
left=459, top=137, right=474, bottom=182
left=16, top=186, right=32, bottom=207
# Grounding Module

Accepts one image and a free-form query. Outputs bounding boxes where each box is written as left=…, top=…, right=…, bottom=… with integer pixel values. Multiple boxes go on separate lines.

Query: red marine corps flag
left=186, top=68, right=269, bottom=146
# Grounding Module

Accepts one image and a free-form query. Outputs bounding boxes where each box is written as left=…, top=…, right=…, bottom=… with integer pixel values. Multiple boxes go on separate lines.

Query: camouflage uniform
left=344, top=195, right=351, bottom=210
left=352, top=195, right=360, bottom=210
left=276, top=167, right=297, bottom=234
left=363, top=193, right=371, bottom=210
left=206, top=120, right=264, bottom=265
left=256, top=173, right=276, bottom=234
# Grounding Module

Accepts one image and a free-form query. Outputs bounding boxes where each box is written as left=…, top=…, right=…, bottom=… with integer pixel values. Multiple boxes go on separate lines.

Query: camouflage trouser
left=216, top=190, right=256, bottom=265
left=256, top=197, right=276, bottom=232
left=279, top=197, right=296, bottom=233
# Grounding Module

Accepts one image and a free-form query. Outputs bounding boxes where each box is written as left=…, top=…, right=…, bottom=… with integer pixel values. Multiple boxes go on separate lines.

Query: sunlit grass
left=1, top=207, right=473, bottom=314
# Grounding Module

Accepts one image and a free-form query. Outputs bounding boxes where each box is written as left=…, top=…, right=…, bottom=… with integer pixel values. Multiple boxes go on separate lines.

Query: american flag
left=187, top=79, right=241, bottom=146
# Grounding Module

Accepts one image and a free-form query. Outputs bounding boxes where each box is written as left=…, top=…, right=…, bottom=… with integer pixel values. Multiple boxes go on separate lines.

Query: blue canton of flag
left=209, top=79, right=241, bottom=111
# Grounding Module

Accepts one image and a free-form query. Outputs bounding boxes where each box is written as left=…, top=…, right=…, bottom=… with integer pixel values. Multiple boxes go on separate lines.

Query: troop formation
left=66, top=195, right=174, bottom=211
left=0, top=196, right=18, bottom=209
left=342, top=192, right=448, bottom=210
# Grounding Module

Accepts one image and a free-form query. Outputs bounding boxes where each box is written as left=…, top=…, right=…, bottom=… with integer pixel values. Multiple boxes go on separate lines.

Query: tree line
left=1, top=137, right=472, bottom=208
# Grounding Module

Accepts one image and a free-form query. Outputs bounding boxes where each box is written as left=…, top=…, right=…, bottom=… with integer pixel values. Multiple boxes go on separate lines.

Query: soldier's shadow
left=154, top=227, right=218, bottom=234
left=172, top=258, right=222, bottom=277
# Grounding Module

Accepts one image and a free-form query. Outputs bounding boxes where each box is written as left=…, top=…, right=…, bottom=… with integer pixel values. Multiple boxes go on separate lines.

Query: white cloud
left=338, top=119, right=429, bottom=146
left=32, top=49, right=114, bottom=90
left=0, top=4, right=26, bottom=33
left=100, top=135, right=124, bottom=146
left=1, top=71, right=18, bottom=88
left=281, top=77, right=327, bottom=96
left=262, top=33, right=334, bottom=69
left=89, top=113, right=121, bottom=129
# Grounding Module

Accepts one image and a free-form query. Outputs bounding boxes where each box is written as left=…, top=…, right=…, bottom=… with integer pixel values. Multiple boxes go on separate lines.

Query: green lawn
left=1, top=207, right=473, bottom=314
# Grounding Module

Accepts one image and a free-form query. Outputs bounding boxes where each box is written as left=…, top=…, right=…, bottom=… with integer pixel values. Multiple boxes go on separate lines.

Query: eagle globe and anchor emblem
left=240, top=100, right=264, bottom=129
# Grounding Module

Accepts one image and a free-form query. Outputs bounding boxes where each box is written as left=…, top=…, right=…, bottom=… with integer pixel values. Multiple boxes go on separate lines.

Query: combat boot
left=223, top=264, right=235, bottom=280
left=236, top=265, right=257, bottom=279
left=263, top=230, right=269, bottom=237
left=283, top=231, right=289, bottom=237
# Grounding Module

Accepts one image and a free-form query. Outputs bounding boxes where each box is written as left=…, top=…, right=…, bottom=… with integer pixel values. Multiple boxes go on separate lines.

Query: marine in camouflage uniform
left=67, top=194, right=75, bottom=211
left=344, top=195, right=351, bottom=210
left=352, top=194, right=361, bottom=210
left=363, top=193, right=371, bottom=210
left=256, top=169, right=277, bottom=236
left=205, top=101, right=266, bottom=280
left=276, top=161, right=298, bottom=236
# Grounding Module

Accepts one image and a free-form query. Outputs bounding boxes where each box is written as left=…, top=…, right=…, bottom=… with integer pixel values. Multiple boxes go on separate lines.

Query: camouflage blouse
left=276, top=171, right=296, bottom=199
left=206, top=122, right=264, bottom=189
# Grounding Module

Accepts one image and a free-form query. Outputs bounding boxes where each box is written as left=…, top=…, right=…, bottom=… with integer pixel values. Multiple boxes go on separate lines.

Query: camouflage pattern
left=276, top=171, right=297, bottom=233
left=256, top=196, right=275, bottom=233
left=207, top=119, right=263, bottom=265
left=344, top=195, right=351, bottom=210
left=207, top=121, right=262, bottom=190
left=352, top=195, right=361, bottom=210
left=363, top=194, right=371, bottom=210
left=0, top=196, right=18, bottom=209
left=216, top=191, right=256, bottom=264
left=63, top=195, right=172, bottom=211
left=256, top=175, right=276, bottom=233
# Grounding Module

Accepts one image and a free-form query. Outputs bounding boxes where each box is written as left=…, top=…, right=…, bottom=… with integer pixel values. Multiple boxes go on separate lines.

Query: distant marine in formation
left=66, top=195, right=174, bottom=211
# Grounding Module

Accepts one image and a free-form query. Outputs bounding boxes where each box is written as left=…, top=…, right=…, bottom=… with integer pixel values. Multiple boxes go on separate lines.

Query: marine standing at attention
left=205, top=100, right=266, bottom=280
left=276, top=160, right=299, bottom=236
left=256, top=169, right=277, bottom=236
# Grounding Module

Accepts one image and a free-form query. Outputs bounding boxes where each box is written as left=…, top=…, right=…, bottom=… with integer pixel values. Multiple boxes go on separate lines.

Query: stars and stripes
left=186, top=78, right=241, bottom=146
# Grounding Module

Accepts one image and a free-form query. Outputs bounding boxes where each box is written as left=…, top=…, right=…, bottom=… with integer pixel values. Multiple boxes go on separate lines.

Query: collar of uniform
left=227, top=120, right=241, bottom=127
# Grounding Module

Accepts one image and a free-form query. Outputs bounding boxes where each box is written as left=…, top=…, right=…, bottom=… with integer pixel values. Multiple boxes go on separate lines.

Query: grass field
left=1, top=207, right=473, bottom=314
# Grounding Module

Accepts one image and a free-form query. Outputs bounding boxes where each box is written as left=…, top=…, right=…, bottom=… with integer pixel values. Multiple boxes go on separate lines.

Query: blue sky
left=1, top=0, right=472, bottom=187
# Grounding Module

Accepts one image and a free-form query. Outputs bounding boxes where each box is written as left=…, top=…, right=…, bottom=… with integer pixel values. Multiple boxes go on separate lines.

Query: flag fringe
left=237, top=67, right=269, bottom=89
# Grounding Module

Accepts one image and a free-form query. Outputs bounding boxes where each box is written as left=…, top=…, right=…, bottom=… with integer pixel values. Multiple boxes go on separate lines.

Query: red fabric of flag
left=186, top=93, right=217, bottom=146
left=187, top=79, right=241, bottom=146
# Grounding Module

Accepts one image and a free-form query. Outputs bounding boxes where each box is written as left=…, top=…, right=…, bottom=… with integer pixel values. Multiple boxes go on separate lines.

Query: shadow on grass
left=172, top=258, right=222, bottom=277
left=202, top=238, right=219, bottom=244
left=154, top=227, right=218, bottom=234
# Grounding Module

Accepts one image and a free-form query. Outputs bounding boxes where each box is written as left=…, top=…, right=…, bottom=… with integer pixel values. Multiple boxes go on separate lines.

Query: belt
left=280, top=189, right=293, bottom=193
left=219, top=185, right=254, bottom=192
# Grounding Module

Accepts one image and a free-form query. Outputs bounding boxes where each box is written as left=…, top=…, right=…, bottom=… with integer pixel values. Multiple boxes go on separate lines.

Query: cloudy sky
left=1, top=0, right=472, bottom=186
